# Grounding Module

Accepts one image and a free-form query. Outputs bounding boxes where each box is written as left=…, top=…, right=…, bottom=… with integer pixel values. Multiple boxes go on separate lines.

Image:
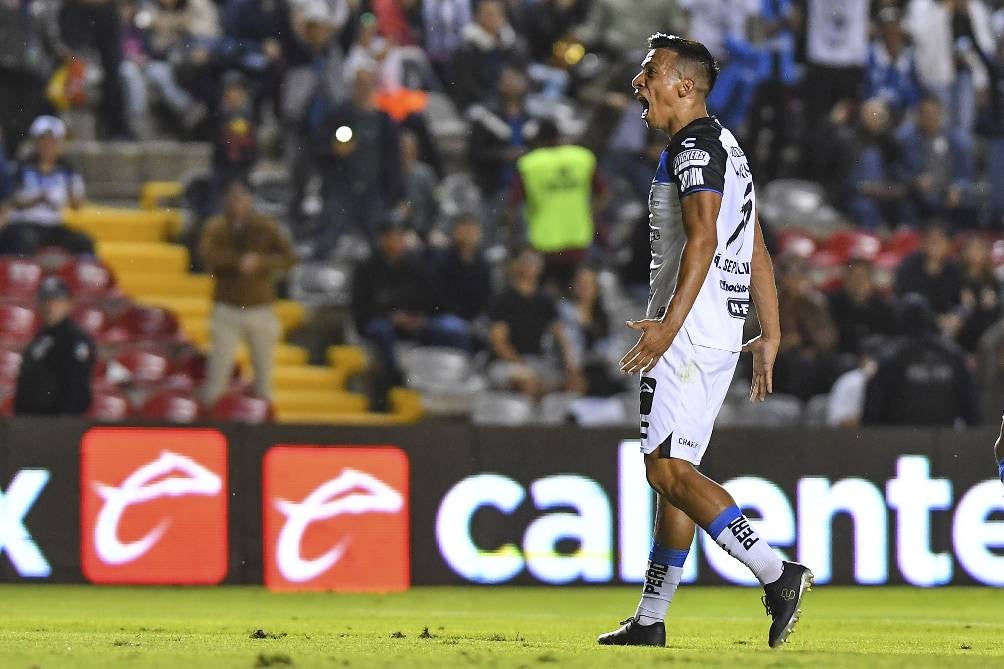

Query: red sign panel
left=80, top=428, right=228, bottom=584
left=263, top=446, right=409, bottom=591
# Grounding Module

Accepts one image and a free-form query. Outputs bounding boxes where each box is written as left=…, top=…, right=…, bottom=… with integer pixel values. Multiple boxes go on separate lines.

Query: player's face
left=631, top=50, right=683, bottom=131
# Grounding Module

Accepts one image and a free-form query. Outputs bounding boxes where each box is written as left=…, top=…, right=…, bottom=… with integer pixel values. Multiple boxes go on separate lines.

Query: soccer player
left=597, top=34, right=812, bottom=649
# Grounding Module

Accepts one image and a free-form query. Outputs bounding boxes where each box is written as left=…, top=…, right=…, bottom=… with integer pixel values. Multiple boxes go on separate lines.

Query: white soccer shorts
left=639, top=328, right=739, bottom=465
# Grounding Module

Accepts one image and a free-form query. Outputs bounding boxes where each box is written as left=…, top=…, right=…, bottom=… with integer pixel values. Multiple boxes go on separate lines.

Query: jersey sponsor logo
left=681, top=137, right=697, bottom=149
left=678, top=168, right=705, bottom=191
left=727, top=298, right=751, bottom=319
left=677, top=435, right=701, bottom=450
left=0, top=469, right=51, bottom=577
left=263, top=446, right=409, bottom=591
left=81, top=428, right=229, bottom=585
left=726, top=515, right=760, bottom=550
left=719, top=280, right=749, bottom=294
left=673, top=148, right=711, bottom=171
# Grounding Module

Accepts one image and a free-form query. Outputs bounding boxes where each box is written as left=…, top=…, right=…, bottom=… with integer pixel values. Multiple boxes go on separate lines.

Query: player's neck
left=666, top=104, right=710, bottom=137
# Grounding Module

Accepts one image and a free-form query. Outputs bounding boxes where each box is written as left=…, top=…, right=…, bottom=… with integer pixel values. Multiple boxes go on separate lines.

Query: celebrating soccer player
left=597, top=34, right=813, bottom=649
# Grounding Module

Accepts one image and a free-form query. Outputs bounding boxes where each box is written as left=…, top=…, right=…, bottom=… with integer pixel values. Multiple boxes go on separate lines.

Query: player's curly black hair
left=646, top=33, right=720, bottom=93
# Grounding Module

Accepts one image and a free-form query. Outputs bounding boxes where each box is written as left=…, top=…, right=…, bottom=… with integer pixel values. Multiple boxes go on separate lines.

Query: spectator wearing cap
left=352, top=220, right=472, bottom=409
left=14, top=277, right=94, bottom=416
left=512, top=119, right=604, bottom=292
left=199, top=179, right=296, bottom=406
left=0, top=116, right=94, bottom=257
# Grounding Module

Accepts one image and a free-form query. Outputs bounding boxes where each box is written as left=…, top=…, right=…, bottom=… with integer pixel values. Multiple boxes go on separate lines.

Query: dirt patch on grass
left=249, top=629, right=288, bottom=640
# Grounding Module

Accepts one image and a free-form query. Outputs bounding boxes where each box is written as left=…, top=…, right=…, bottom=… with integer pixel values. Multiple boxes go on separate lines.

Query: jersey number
left=726, top=181, right=753, bottom=250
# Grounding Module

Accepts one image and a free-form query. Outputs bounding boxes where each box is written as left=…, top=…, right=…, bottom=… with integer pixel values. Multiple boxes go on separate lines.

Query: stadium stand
left=1, top=0, right=1003, bottom=427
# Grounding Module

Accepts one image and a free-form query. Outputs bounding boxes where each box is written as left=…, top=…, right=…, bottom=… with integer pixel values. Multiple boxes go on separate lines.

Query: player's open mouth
left=637, top=95, right=650, bottom=119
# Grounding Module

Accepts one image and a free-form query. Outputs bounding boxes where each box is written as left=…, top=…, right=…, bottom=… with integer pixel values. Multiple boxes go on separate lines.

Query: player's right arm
left=742, top=215, right=780, bottom=402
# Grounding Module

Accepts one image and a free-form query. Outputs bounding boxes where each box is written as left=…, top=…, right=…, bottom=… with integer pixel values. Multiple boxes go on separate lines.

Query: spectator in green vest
left=513, top=119, right=605, bottom=294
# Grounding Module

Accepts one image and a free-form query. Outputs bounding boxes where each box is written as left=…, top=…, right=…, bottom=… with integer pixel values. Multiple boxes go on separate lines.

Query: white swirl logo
left=275, top=468, right=404, bottom=583
left=93, top=451, right=223, bottom=565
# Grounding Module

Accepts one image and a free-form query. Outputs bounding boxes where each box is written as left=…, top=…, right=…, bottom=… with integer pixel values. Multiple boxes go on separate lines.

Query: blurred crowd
left=1, top=0, right=1003, bottom=425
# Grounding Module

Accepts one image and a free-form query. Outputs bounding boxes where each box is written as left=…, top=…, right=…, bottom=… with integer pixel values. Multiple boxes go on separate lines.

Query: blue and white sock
left=705, top=505, right=783, bottom=585
left=997, top=459, right=1004, bottom=484
left=635, top=543, right=688, bottom=625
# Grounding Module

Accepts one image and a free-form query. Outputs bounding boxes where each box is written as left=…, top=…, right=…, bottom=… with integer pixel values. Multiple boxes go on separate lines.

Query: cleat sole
left=772, top=568, right=814, bottom=648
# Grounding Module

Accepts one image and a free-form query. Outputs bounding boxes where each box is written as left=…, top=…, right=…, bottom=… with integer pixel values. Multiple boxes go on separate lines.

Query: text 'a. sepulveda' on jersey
left=646, top=116, right=755, bottom=352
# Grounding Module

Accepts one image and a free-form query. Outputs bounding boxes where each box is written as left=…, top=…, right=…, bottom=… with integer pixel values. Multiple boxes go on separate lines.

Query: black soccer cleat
left=596, top=617, right=666, bottom=647
left=762, top=561, right=814, bottom=648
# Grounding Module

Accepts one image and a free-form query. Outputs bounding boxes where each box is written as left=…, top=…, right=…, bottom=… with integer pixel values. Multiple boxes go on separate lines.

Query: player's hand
left=742, top=335, right=777, bottom=402
left=619, top=319, right=677, bottom=374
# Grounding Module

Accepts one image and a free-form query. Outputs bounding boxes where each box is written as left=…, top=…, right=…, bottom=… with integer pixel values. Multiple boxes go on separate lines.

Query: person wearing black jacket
left=352, top=221, right=470, bottom=408
left=313, top=65, right=404, bottom=259
left=863, top=294, right=978, bottom=427
left=14, top=277, right=94, bottom=416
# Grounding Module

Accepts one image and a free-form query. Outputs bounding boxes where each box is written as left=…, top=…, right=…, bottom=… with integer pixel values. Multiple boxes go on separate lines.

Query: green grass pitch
left=0, top=585, right=999, bottom=668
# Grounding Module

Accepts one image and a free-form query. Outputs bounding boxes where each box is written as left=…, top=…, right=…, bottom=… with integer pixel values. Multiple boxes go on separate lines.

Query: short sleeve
left=670, top=133, right=727, bottom=198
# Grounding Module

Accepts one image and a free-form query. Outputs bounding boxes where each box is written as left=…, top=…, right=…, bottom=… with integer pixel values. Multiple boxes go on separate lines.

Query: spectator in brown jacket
left=199, top=179, right=296, bottom=405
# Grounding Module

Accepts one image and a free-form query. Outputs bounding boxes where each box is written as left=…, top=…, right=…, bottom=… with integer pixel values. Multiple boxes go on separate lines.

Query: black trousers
left=0, top=223, right=95, bottom=256
left=59, top=1, right=127, bottom=137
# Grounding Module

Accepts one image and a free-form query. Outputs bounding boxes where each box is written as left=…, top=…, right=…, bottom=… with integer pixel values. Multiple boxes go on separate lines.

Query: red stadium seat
left=111, top=305, right=181, bottom=342
left=108, top=349, right=170, bottom=386
left=209, top=393, right=273, bottom=424
left=0, top=305, right=38, bottom=345
left=776, top=228, right=817, bottom=258
left=0, top=348, right=22, bottom=385
left=56, top=259, right=117, bottom=302
left=87, top=391, right=130, bottom=422
left=807, top=250, right=844, bottom=291
left=886, top=228, right=921, bottom=255
left=72, top=304, right=109, bottom=338
left=0, top=258, right=43, bottom=303
left=138, top=390, right=200, bottom=423
left=140, top=393, right=200, bottom=423
left=825, top=229, right=882, bottom=262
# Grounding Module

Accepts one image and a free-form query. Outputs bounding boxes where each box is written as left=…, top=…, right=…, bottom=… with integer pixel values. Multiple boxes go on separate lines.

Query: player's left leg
left=597, top=499, right=694, bottom=646
left=646, top=454, right=812, bottom=647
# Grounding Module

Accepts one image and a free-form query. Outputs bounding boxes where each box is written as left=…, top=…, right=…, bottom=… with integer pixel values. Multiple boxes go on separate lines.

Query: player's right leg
left=597, top=498, right=694, bottom=646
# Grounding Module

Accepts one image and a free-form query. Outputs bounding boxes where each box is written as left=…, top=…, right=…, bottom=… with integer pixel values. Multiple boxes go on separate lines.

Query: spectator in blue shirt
left=866, top=7, right=921, bottom=119
left=896, top=96, right=975, bottom=227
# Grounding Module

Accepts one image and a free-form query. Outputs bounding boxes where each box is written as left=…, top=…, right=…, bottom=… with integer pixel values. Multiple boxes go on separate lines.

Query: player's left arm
left=742, top=214, right=780, bottom=402
left=619, top=189, right=720, bottom=374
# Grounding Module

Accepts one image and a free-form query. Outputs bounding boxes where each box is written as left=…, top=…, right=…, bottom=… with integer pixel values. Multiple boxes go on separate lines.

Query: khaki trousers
left=203, top=303, right=280, bottom=404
